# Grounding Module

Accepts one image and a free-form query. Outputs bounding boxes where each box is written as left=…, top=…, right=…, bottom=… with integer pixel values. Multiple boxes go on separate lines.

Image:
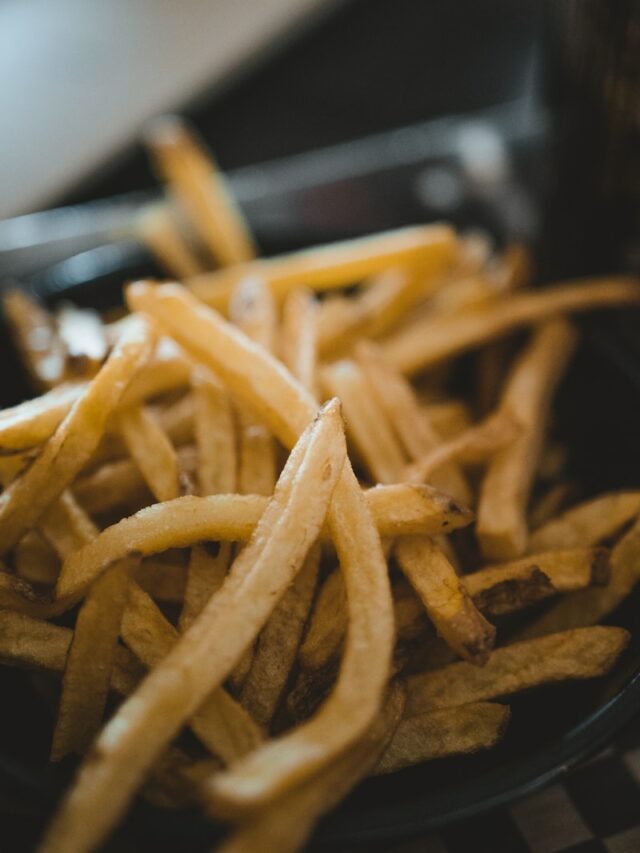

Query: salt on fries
left=0, top=117, right=634, bottom=853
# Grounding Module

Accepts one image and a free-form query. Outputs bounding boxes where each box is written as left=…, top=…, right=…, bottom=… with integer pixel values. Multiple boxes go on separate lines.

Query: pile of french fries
left=1, top=117, right=640, bottom=853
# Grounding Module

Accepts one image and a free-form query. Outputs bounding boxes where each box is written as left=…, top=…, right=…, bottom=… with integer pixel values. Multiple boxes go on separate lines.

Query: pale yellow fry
left=192, top=369, right=236, bottom=495
left=116, top=404, right=179, bottom=502
left=216, top=684, right=405, bottom=853
left=383, top=277, right=640, bottom=375
left=476, top=319, right=578, bottom=560
left=41, top=399, right=345, bottom=853
left=364, top=482, right=473, bottom=536
left=374, top=702, right=510, bottom=775
left=146, top=116, right=256, bottom=265
left=405, top=626, right=629, bottom=717
left=405, top=409, right=521, bottom=482
left=280, top=287, right=318, bottom=394
left=322, top=358, right=407, bottom=484
left=188, top=224, right=458, bottom=309
left=50, top=559, right=133, bottom=761
left=241, top=545, right=321, bottom=726
left=121, top=582, right=263, bottom=763
left=0, top=317, right=154, bottom=554
left=128, top=281, right=394, bottom=812
left=40, top=491, right=97, bottom=559
left=56, top=304, right=107, bottom=379
left=516, top=516, right=640, bottom=640
left=136, top=202, right=204, bottom=278
left=0, top=610, right=141, bottom=696
left=355, top=340, right=470, bottom=503
left=0, top=384, right=84, bottom=452
left=395, top=535, right=495, bottom=664
left=465, top=547, right=609, bottom=616
left=4, top=289, right=66, bottom=389
left=528, top=491, right=640, bottom=552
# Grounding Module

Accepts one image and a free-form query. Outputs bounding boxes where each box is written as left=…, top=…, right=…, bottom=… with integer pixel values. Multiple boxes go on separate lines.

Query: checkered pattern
left=382, top=720, right=640, bottom=853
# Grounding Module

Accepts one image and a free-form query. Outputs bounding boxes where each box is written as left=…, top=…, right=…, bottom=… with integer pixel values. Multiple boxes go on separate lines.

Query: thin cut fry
left=146, top=116, right=257, bottom=265
left=374, top=702, right=510, bottom=774
left=4, top=289, right=66, bottom=389
left=188, top=224, right=458, bottom=309
left=395, top=535, right=495, bottom=664
left=50, top=559, right=133, bottom=761
left=180, top=543, right=232, bottom=631
left=298, top=569, right=346, bottom=672
left=0, top=384, right=84, bottom=453
left=0, top=317, right=154, bottom=554
left=405, top=626, right=629, bottom=717
left=383, top=277, right=640, bottom=375
left=41, top=399, right=345, bottom=853
left=136, top=202, right=204, bottom=278
left=40, top=491, right=97, bottom=559
left=528, top=491, right=640, bottom=552
left=280, top=288, right=318, bottom=395
left=135, top=557, right=186, bottom=604
left=116, top=404, right=179, bottom=502
left=192, top=369, right=236, bottom=496
left=476, top=319, right=577, bottom=560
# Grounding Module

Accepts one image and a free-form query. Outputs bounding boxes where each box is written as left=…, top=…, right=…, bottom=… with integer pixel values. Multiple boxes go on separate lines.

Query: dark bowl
left=1, top=243, right=640, bottom=853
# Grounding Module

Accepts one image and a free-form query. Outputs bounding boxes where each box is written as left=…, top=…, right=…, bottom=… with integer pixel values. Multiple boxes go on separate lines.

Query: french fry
left=0, top=384, right=84, bottom=453
left=0, top=317, right=154, bottom=554
left=528, top=491, right=640, bottom=552
left=39, top=491, right=97, bottom=559
left=0, top=570, right=66, bottom=619
left=56, top=303, right=107, bottom=378
left=41, top=399, right=346, bottom=853
left=146, top=116, right=257, bottom=265
left=374, top=702, right=510, bottom=774
left=3, top=289, right=66, bottom=389
left=476, top=319, right=578, bottom=560
left=423, top=399, right=471, bottom=440
left=298, top=569, right=346, bottom=672
left=0, top=451, right=37, bottom=487
left=241, top=546, right=321, bottom=726
left=180, top=543, right=232, bottom=631
left=516, top=516, right=640, bottom=640
left=383, top=277, right=640, bottom=375
left=529, top=481, right=576, bottom=530
left=465, top=548, right=609, bottom=617
left=136, top=202, right=205, bottom=278
left=395, top=536, right=495, bottom=664
left=187, top=224, right=458, bottom=310
left=116, top=404, right=179, bottom=502
left=281, top=288, right=318, bottom=394
left=15, top=530, right=60, bottom=585
left=120, top=341, right=191, bottom=404
left=57, top=483, right=472, bottom=600
left=121, top=582, right=264, bottom=763
left=134, top=556, right=187, bottom=604
left=50, top=559, right=134, bottom=761
left=405, top=626, right=629, bottom=717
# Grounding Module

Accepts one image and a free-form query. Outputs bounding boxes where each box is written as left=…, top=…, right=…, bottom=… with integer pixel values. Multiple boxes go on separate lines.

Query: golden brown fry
left=0, top=317, right=154, bottom=555
left=516, top=516, right=640, bottom=640
left=40, top=491, right=97, bottom=559
left=50, top=559, right=133, bottom=761
left=476, top=320, right=577, bottom=560
left=528, top=491, right=640, bottom=552
left=383, top=276, right=640, bottom=375
left=121, top=582, right=263, bottom=763
left=405, top=408, right=521, bottom=482
left=136, top=202, right=205, bottom=278
left=374, top=702, right=510, bottom=774
left=241, top=545, right=321, bottom=726
left=188, top=224, right=457, bottom=310
left=215, top=683, right=405, bottom=853
left=41, top=400, right=346, bottom=853
left=395, top=536, right=495, bottom=664
left=4, top=289, right=66, bottom=389
left=116, top=404, right=179, bottom=502
left=0, top=384, right=84, bottom=453
left=0, top=451, right=37, bottom=487
left=405, top=626, right=629, bottom=717
left=365, top=482, right=473, bottom=536
left=192, top=369, right=236, bottom=495
left=128, top=281, right=394, bottom=812
left=281, top=288, right=318, bottom=394
left=465, top=547, right=609, bottom=617
left=56, top=303, right=107, bottom=378
left=146, top=116, right=256, bottom=265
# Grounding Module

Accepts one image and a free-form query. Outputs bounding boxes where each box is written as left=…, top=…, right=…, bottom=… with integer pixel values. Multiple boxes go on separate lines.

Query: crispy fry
left=116, top=404, right=179, bottom=502
left=241, top=546, right=321, bottom=726
left=41, top=400, right=345, bottom=853
left=0, top=317, right=154, bottom=554
left=383, top=277, right=640, bottom=375
left=4, top=289, right=66, bottom=389
left=476, top=320, right=578, bottom=560
left=395, top=536, right=495, bottom=664
left=146, top=117, right=257, bottom=265
left=57, top=483, right=472, bottom=600
left=56, top=303, right=107, bottom=378
left=136, top=202, right=204, bottom=278
left=465, top=548, right=609, bottom=616
left=0, top=384, right=84, bottom=453
left=405, top=626, right=629, bottom=717
left=374, top=702, right=510, bottom=774
left=528, top=491, right=640, bottom=552
left=188, top=224, right=458, bottom=310
left=281, top=288, right=318, bottom=395
left=50, top=559, right=133, bottom=761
